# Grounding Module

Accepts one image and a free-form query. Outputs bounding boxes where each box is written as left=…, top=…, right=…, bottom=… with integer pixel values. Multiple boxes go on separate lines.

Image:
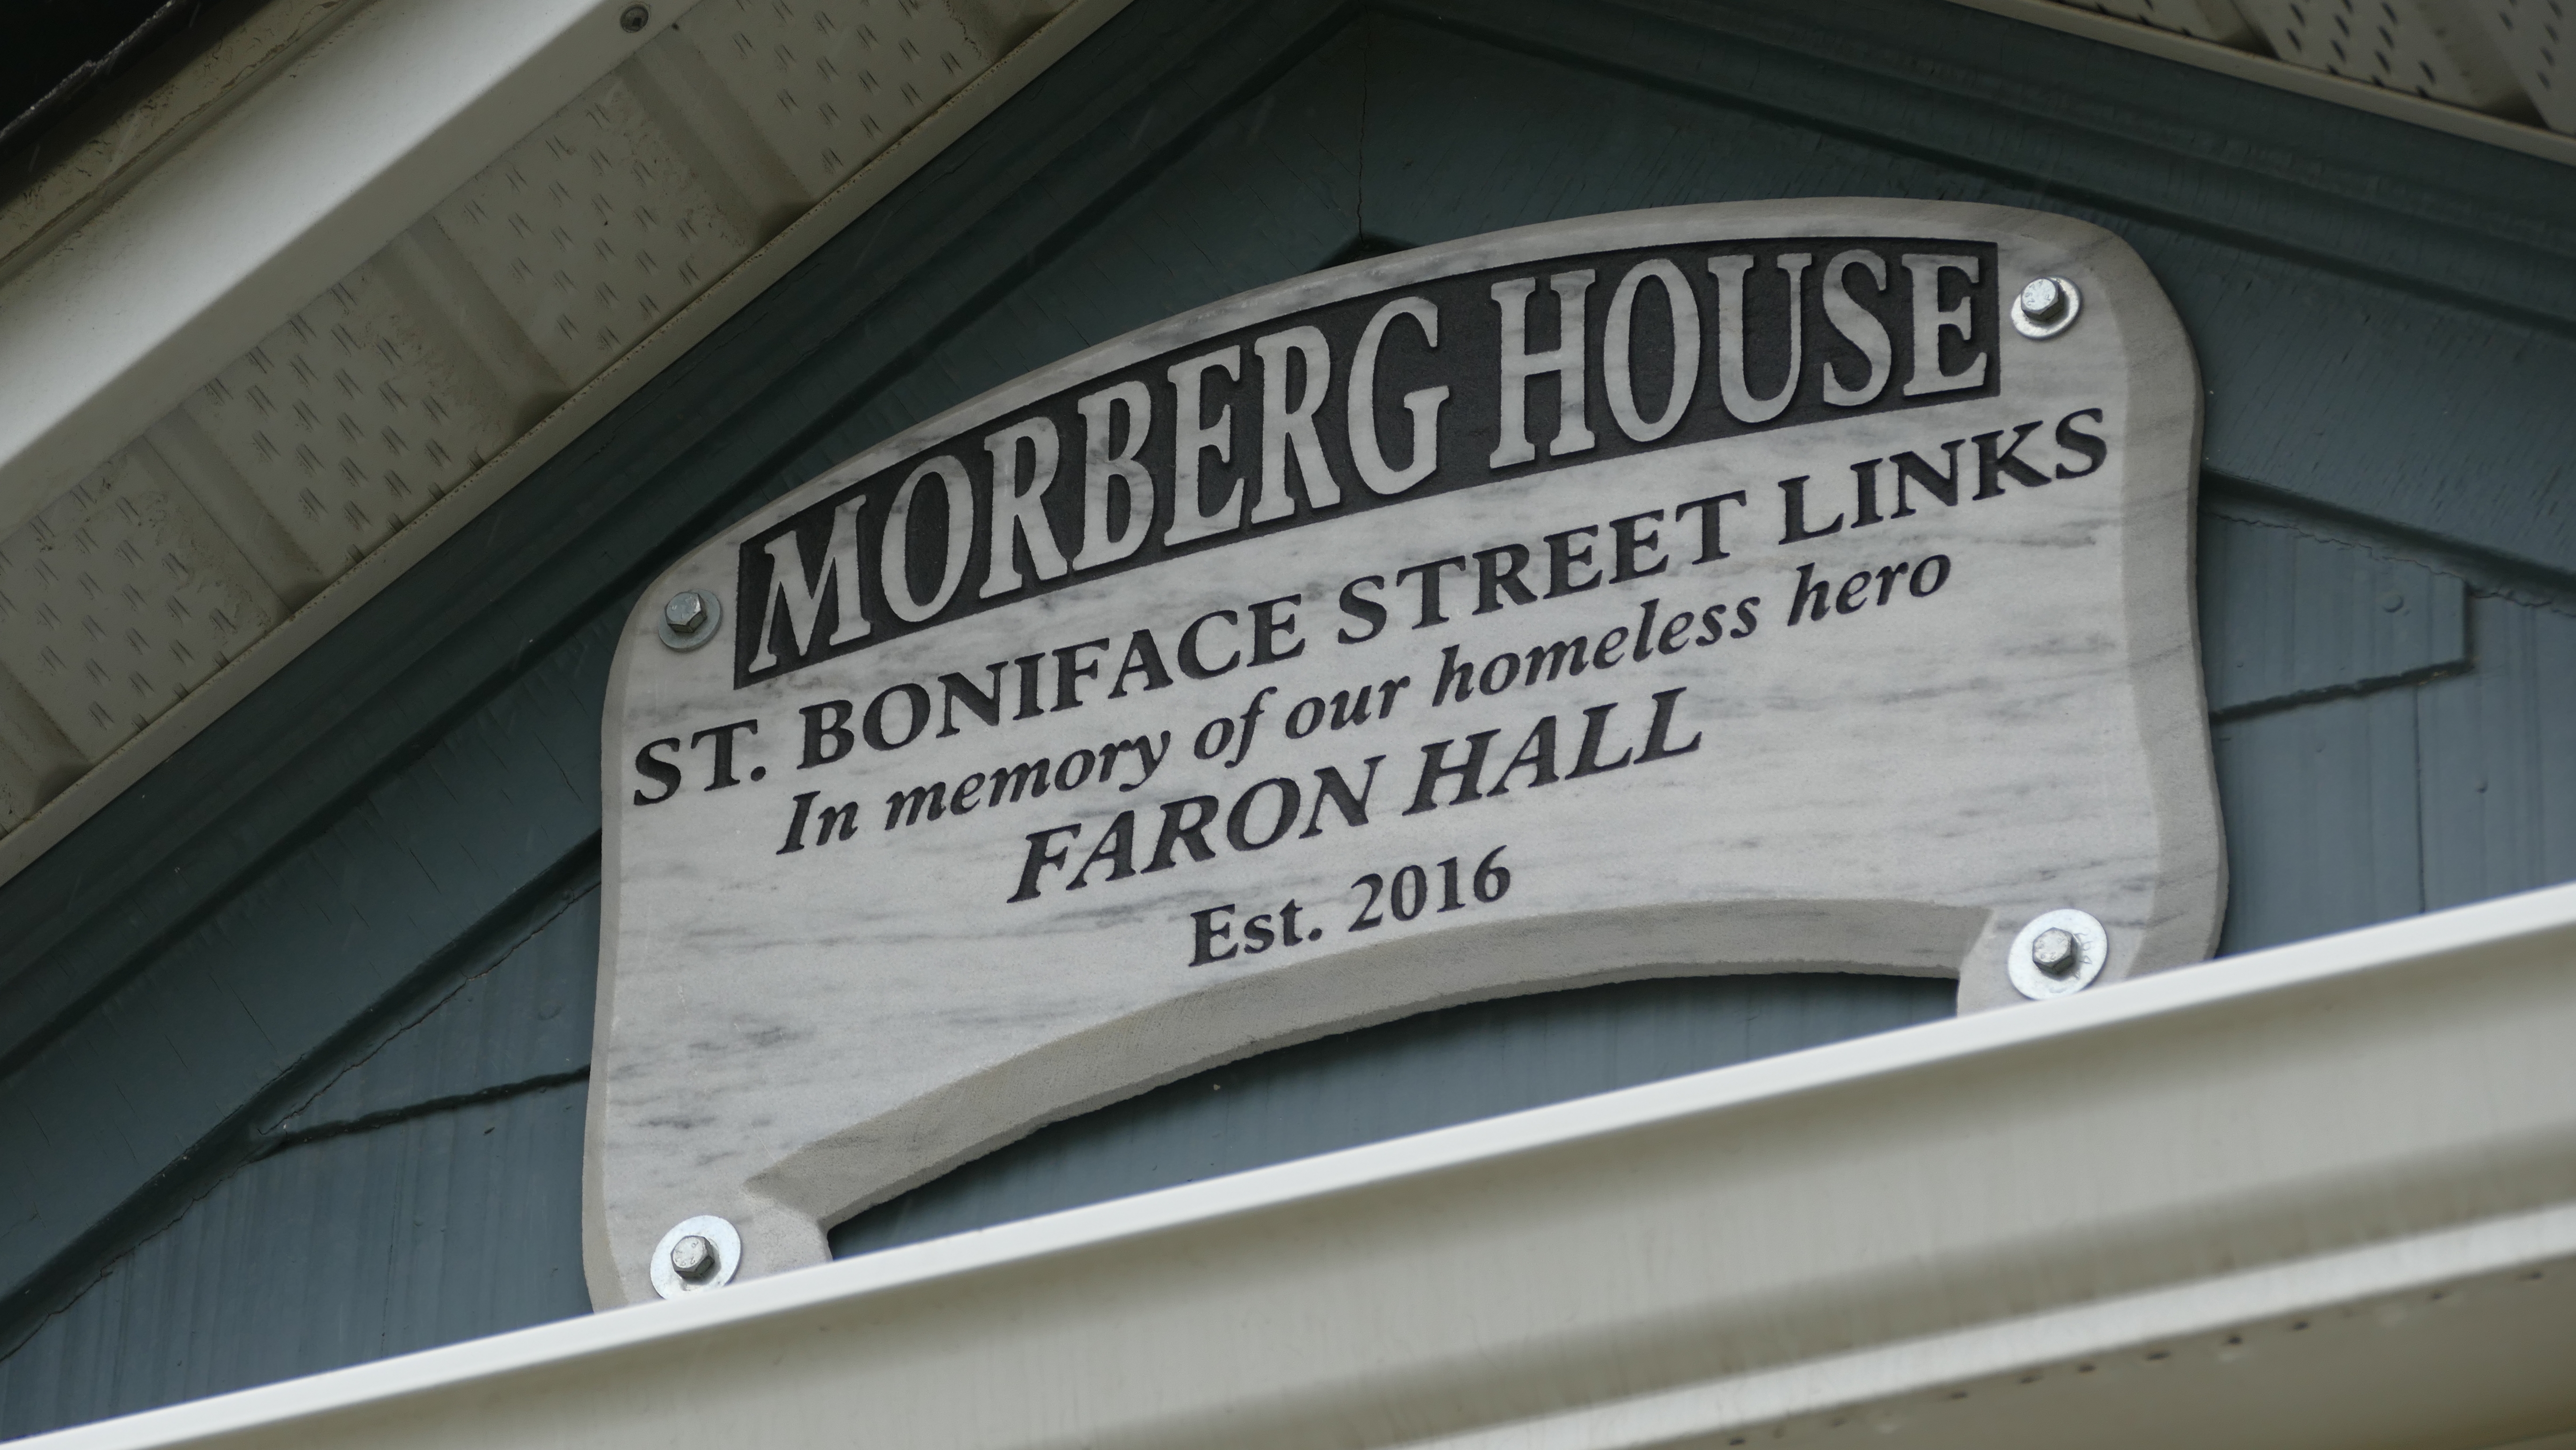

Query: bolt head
left=669, top=1234, right=718, bottom=1282
left=620, top=4, right=651, bottom=32
left=663, top=591, right=706, bottom=631
left=2018, top=277, right=2067, bottom=322
left=2029, top=926, right=2080, bottom=977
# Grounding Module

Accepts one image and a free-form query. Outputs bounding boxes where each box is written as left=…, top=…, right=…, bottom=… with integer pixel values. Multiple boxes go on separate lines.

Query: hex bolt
left=620, top=4, right=652, bottom=33
left=657, top=588, right=721, bottom=651
left=652, top=1215, right=741, bottom=1299
left=2010, top=909, right=2108, bottom=1000
left=2011, top=275, right=2082, bottom=340
left=669, top=1234, right=718, bottom=1283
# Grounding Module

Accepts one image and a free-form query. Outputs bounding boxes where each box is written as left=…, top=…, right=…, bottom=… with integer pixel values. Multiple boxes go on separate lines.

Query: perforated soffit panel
left=0, top=0, right=2565, bottom=886
left=0, top=0, right=1106, bottom=882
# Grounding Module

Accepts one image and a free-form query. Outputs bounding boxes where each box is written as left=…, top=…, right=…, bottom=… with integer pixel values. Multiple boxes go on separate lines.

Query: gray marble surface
left=587, top=201, right=2220, bottom=1306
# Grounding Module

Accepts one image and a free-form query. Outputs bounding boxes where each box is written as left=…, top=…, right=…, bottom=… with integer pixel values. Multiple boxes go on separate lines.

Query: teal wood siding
left=5, top=0, right=2574, bottom=1437
left=831, top=975, right=1957, bottom=1258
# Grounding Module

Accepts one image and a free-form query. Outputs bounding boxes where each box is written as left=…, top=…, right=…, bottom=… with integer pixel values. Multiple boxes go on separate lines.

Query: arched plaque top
left=588, top=199, right=2221, bottom=1306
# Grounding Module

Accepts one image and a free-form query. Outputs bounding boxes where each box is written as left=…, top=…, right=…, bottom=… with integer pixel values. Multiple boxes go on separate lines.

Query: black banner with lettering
left=734, top=237, right=1998, bottom=687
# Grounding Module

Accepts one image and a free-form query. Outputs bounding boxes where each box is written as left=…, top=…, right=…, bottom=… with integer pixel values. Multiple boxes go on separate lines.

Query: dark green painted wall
left=3, top=0, right=2572, bottom=1437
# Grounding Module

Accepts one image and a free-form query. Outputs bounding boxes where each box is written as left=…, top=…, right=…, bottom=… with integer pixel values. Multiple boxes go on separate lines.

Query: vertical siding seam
left=0, top=854, right=598, bottom=1367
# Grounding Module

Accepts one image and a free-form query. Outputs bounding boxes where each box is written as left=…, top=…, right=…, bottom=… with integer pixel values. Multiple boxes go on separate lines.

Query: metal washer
left=2007, top=908, right=2108, bottom=999
left=2010, top=275, right=2081, bottom=339
left=650, top=1214, right=743, bottom=1299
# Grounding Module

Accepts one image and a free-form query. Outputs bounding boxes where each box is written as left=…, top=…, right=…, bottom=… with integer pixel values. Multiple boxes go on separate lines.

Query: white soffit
left=0, top=0, right=1127, bottom=880
left=0, top=0, right=657, bottom=530
left=19, top=880, right=2576, bottom=1450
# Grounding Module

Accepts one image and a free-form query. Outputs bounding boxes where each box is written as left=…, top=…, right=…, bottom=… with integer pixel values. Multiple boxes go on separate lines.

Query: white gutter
left=0, top=0, right=672, bottom=548
left=23, top=881, right=2576, bottom=1450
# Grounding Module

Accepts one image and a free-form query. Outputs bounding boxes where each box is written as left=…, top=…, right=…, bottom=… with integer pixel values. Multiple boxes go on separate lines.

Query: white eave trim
left=24, top=881, right=2576, bottom=1450
left=0, top=0, right=1131, bottom=888
left=0, top=0, right=659, bottom=543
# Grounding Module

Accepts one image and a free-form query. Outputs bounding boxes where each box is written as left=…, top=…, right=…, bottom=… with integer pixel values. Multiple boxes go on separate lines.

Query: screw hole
left=620, top=4, right=651, bottom=32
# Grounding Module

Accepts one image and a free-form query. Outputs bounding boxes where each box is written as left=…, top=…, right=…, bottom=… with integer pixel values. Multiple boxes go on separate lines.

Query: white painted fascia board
left=0, top=0, right=670, bottom=550
left=0, top=0, right=364, bottom=284
left=21, top=880, right=2576, bottom=1450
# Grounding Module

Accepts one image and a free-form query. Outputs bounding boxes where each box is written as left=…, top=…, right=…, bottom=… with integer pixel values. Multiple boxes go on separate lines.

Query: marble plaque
left=587, top=200, right=2223, bottom=1305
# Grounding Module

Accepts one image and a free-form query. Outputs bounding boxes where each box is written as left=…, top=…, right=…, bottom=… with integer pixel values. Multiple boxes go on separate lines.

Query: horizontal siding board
left=271, top=887, right=600, bottom=1137
left=834, top=974, right=1956, bottom=1257
left=1360, top=6, right=2576, bottom=579
left=1393, top=0, right=2576, bottom=325
left=0, top=619, right=611, bottom=1310
left=2198, top=506, right=2469, bottom=716
left=0, top=1081, right=588, bottom=1440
